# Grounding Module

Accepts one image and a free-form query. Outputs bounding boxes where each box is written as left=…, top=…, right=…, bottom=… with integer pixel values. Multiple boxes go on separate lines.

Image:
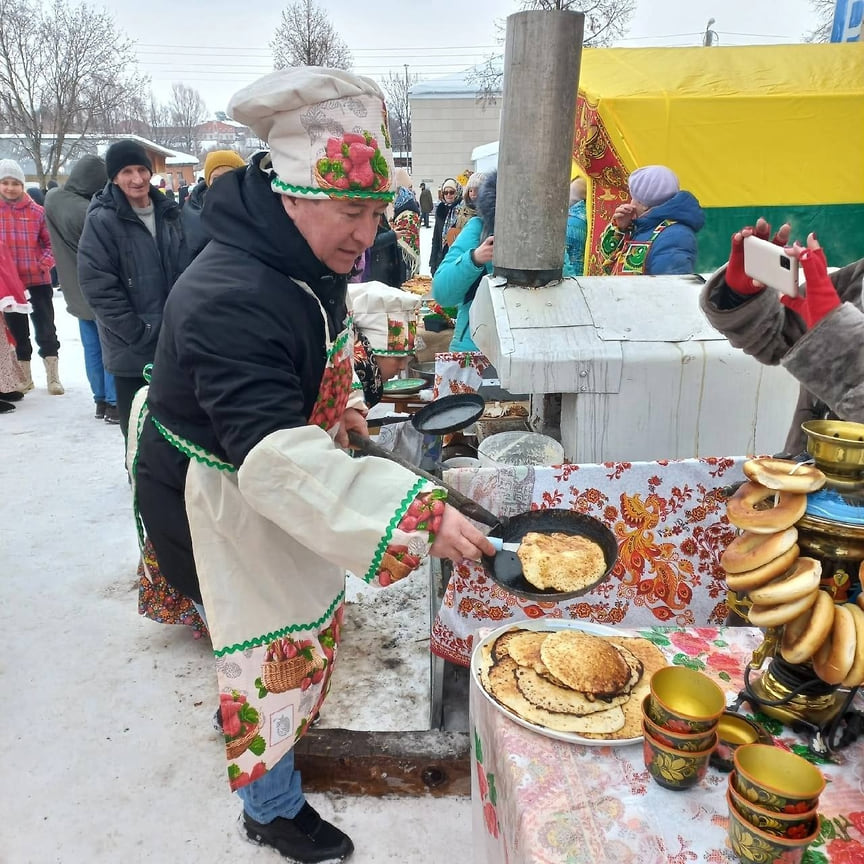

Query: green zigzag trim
left=329, top=316, right=353, bottom=356
left=270, top=175, right=394, bottom=202
left=372, top=349, right=414, bottom=356
left=213, top=588, right=346, bottom=657
left=152, top=418, right=237, bottom=473
left=362, top=478, right=428, bottom=583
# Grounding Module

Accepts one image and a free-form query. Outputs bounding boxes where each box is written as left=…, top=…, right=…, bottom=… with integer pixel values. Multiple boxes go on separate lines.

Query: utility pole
left=404, top=63, right=411, bottom=171
left=703, top=18, right=718, bottom=46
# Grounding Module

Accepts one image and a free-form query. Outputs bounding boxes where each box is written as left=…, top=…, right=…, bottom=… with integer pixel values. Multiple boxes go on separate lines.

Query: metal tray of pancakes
left=471, top=619, right=667, bottom=746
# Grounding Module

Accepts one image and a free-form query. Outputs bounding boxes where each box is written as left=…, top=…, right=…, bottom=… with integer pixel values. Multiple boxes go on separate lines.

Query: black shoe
left=104, top=404, right=120, bottom=424
left=0, top=400, right=15, bottom=413
left=241, top=803, right=354, bottom=863
left=0, top=391, right=23, bottom=402
left=95, top=400, right=107, bottom=419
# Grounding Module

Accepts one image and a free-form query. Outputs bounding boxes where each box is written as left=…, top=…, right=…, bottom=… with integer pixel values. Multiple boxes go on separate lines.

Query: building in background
left=409, top=68, right=501, bottom=193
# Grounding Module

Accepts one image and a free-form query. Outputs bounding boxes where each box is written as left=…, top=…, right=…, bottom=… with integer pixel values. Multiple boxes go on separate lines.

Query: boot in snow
left=43, top=356, right=64, bottom=395
left=17, top=360, right=34, bottom=393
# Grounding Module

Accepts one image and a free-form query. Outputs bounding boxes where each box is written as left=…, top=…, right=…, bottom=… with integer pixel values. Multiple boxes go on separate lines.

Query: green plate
left=383, top=378, right=427, bottom=394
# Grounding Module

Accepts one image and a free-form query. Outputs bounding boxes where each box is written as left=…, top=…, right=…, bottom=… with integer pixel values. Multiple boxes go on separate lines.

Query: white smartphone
left=743, top=235, right=802, bottom=298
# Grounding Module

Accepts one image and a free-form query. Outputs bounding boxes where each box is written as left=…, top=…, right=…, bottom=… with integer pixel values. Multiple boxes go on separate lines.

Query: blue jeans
left=79, top=319, right=115, bottom=405
left=236, top=748, right=306, bottom=823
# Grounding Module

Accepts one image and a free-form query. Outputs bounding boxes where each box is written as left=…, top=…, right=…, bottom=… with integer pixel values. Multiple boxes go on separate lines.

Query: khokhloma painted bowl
left=733, top=744, right=825, bottom=813
left=647, top=666, right=726, bottom=734
left=727, top=788, right=820, bottom=863
left=641, top=696, right=717, bottom=751
left=642, top=722, right=716, bottom=791
left=728, top=774, right=819, bottom=840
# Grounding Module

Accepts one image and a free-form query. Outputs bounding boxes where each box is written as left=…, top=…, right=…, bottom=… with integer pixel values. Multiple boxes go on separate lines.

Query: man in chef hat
left=132, top=67, right=494, bottom=863
left=349, top=280, right=421, bottom=406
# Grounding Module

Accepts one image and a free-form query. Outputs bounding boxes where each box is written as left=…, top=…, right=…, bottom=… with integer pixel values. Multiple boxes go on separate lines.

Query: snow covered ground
left=0, top=235, right=473, bottom=864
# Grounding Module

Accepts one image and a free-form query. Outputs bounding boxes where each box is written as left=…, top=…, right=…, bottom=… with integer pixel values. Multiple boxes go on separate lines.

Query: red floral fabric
left=432, top=459, right=743, bottom=666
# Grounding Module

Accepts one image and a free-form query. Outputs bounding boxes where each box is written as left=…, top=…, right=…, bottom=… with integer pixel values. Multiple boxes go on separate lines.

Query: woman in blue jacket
left=600, top=164, right=705, bottom=276
left=433, top=172, right=576, bottom=352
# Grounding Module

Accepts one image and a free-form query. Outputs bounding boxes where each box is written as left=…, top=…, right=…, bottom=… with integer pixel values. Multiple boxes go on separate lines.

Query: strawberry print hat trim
left=229, top=66, right=395, bottom=201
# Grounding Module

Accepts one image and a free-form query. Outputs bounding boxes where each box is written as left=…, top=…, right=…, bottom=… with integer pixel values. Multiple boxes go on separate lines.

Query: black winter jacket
left=144, top=152, right=348, bottom=470
left=181, top=179, right=209, bottom=259
left=77, top=182, right=189, bottom=377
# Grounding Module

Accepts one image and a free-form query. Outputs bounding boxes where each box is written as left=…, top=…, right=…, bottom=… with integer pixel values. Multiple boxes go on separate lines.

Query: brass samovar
left=737, top=420, right=864, bottom=753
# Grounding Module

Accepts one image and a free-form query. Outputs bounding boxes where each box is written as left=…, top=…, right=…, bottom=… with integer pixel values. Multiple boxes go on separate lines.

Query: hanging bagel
left=742, top=458, right=826, bottom=494
left=780, top=589, right=835, bottom=665
left=721, top=527, right=798, bottom=574
left=724, top=545, right=801, bottom=593
left=747, top=589, right=819, bottom=628
left=747, top=557, right=822, bottom=606
left=812, top=603, right=857, bottom=686
left=726, top=482, right=807, bottom=534
left=840, top=603, right=864, bottom=689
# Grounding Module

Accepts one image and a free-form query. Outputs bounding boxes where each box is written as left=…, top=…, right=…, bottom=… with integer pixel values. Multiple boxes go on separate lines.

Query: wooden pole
left=493, top=10, right=584, bottom=287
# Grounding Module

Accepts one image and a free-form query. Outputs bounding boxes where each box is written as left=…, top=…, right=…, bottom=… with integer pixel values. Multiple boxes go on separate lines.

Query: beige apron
left=137, top=282, right=444, bottom=792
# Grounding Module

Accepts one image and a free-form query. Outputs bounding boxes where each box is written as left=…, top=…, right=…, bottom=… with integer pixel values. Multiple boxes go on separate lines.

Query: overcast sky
left=107, top=0, right=821, bottom=117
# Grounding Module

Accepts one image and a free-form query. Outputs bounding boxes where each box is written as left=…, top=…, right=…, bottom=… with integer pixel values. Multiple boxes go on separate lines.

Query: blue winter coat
left=431, top=217, right=489, bottom=352
left=78, top=182, right=190, bottom=377
left=629, top=190, right=705, bottom=275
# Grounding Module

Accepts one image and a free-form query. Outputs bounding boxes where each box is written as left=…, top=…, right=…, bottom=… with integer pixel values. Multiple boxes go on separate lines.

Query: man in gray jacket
left=701, top=218, right=864, bottom=455
left=78, top=140, right=189, bottom=441
left=44, top=155, right=119, bottom=423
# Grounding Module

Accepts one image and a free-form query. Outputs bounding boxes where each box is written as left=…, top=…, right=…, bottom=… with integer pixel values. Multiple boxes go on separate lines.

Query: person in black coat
left=429, top=177, right=462, bottom=274
left=182, top=150, right=247, bottom=259
left=78, top=140, right=190, bottom=439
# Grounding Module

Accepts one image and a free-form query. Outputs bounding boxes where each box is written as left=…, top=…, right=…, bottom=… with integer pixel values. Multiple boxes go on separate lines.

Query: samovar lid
left=805, top=488, right=864, bottom=526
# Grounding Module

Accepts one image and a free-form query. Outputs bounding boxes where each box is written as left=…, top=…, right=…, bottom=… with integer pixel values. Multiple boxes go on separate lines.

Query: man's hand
left=429, top=504, right=496, bottom=563
left=725, top=218, right=792, bottom=296
left=612, top=203, right=638, bottom=230
left=472, top=235, right=494, bottom=266
left=335, top=406, right=368, bottom=449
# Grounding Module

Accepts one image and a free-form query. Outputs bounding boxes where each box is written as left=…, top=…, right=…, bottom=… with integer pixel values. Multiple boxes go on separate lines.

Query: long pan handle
left=348, top=430, right=502, bottom=529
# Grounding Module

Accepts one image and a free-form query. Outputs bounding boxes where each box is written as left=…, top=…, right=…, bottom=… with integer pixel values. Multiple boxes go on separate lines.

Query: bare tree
left=144, top=93, right=174, bottom=147
left=270, top=0, right=352, bottom=69
left=0, top=0, right=145, bottom=185
left=471, top=0, right=637, bottom=101
left=169, top=83, right=206, bottom=153
left=381, top=68, right=419, bottom=155
left=804, top=0, right=835, bottom=42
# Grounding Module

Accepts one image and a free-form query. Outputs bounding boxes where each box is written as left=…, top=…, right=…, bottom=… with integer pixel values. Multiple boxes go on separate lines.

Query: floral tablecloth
left=433, top=459, right=745, bottom=666
left=471, top=626, right=864, bottom=864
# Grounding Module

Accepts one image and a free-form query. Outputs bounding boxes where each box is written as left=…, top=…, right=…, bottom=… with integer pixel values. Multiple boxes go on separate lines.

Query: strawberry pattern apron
left=129, top=280, right=447, bottom=792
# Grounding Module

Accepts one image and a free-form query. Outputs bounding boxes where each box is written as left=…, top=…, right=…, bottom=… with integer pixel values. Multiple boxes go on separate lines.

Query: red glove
left=780, top=245, right=841, bottom=329
left=725, top=229, right=764, bottom=295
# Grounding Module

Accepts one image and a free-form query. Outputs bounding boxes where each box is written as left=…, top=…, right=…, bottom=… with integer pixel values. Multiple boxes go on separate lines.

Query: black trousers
left=3, top=284, right=59, bottom=361
left=136, top=418, right=201, bottom=603
left=114, top=375, right=147, bottom=442
left=421, top=212, right=430, bottom=228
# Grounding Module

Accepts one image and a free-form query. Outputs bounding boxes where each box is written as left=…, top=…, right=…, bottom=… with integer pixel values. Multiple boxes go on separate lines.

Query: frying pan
left=348, top=431, right=618, bottom=600
left=366, top=392, right=485, bottom=436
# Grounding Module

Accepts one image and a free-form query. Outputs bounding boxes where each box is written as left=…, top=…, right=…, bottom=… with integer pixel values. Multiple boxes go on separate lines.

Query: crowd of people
left=3, top=62, right=863, bottom=864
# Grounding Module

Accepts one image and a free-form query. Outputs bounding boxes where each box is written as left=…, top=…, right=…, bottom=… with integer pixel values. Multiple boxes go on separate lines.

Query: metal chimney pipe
left=492, top=10, right=584, bottom=287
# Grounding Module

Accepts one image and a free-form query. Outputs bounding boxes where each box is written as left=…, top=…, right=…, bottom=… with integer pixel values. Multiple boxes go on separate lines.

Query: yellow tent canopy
left=572, top=44, right=864, bottom=272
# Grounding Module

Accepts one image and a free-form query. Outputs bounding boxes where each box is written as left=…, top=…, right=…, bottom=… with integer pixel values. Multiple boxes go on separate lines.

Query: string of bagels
left=722, top=457, right=864, bottom=688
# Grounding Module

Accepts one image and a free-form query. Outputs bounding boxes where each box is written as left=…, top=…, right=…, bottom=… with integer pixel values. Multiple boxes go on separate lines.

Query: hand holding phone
left=743, top=235, right=802, bottom=298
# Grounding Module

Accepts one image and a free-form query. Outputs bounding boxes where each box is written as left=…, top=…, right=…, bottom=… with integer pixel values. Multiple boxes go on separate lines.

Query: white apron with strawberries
left=176, top=282, right=447, bottom=792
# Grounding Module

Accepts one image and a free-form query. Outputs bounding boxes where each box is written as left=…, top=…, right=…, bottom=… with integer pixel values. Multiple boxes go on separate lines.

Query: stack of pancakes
left=478, top=628, right=666, bottom=739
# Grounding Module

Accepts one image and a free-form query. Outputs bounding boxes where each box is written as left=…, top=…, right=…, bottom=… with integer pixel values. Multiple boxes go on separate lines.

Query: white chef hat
left=349, top=281, right=422, bottom=355
left=228, top=67, right=395, bottom=201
